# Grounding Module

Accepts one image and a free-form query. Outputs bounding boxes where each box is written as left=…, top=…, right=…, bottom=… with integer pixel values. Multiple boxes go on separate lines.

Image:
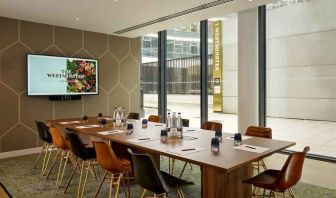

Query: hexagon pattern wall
left=0, top=16, right=141, bottom=152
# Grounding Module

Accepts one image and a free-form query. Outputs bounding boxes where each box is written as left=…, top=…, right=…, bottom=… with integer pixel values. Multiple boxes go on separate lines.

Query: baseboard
left=0, top=147, right=42, bottom=159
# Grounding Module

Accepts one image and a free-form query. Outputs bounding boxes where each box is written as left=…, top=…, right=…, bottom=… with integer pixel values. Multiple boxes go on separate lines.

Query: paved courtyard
left=143, top=94, right=336, bottom=158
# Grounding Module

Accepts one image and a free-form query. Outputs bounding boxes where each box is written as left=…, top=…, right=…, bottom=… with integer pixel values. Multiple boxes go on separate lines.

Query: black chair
left=127, top=112, right=140, bottom=120
left=33, top=121, right=53, bottom=175
left=0, top=182, right=11, bottom=198
left=64, top=132, right=99, bottom=197
left=128, top=148, right=193, bottom=198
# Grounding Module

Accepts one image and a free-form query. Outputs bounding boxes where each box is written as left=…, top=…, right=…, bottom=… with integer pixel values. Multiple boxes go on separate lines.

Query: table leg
left=201, top=163, right=252, bottom=198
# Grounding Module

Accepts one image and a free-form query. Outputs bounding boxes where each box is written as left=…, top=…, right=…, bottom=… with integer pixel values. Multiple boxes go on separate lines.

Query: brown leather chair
left=243, top=146, right=310, bottom=197
left=0, top=182, right=11, bottom=198
left=246, top=126, right=272, bottom=139
left=246, top=126, right=272, bottom=172
left=45, top=127, right=73, bottom=187
left=127, top=112, right=140, bottom=120
left=148, top=115, right=161, bottom=123
left=202, top=121, right=222, bottom=131
left=178, top=121, right=223, bottom=178
left=93, top=141, right=132, bottom=198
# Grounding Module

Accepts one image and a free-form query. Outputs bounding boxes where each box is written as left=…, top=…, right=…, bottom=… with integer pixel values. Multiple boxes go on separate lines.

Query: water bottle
left=177, top=112, right=183, bottom=138
left=166, top=112, right=171, bottom=131
left=172, top=112, right=177, bottom=128
left=121, top=107, right=125, bottom=126
left=116, top=108, right=121, bottom=126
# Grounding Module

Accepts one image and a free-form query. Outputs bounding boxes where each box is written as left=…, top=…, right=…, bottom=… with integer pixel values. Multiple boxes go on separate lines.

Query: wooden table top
left=47, top=117, right=295, bottom=172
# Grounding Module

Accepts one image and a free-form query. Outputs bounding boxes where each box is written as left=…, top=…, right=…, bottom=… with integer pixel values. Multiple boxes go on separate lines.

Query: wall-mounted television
left=27, top=54, right=98, bottom=96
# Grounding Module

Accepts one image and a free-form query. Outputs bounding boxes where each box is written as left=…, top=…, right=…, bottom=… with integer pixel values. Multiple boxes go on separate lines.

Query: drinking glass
left=82, top=115, right=88, bottom=124
left=160, top=129, right=168, bottom=142
left=142, top=119, right=148, bottom=128
left=234, top=133, right=242, bottom=146
left=215, top=129, right=222, bottom=141
left=211, top=138, right=220, bottom=153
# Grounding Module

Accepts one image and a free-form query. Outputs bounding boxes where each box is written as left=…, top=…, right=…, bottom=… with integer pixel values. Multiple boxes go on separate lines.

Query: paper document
left=225, top=135, right=252, bottom=140
left=233, top=144, right=270, bottom=153
left=127, top=138, right=158, bottom=143
left=97, top=130, right=125, bottom=135
left=167, top=147, right=205, bottom=156
left=75, top=125, right=100, bottom=129
left=59, top=121, right=81, bottom=124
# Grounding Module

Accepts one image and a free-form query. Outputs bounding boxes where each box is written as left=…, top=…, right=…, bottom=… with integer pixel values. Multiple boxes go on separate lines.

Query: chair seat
left=160, top=171, right=193, bottom=191
left=243, top=169, right=280, bottom=190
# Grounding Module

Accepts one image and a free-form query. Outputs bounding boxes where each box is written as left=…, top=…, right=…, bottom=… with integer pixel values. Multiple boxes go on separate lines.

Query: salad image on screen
left=66, top=60, right=97, bottom=93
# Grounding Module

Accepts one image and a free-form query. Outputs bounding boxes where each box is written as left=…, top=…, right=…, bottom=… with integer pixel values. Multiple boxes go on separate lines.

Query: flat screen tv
left=27, top=54, right=98, bottom=96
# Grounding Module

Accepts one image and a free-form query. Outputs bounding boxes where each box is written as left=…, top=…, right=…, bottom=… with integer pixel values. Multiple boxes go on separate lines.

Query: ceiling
left=0, top=0, right=272, bottom=38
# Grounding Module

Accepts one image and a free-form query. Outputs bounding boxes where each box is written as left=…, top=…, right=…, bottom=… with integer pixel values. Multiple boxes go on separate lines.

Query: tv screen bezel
left=27, top=53, right=99, bottom=96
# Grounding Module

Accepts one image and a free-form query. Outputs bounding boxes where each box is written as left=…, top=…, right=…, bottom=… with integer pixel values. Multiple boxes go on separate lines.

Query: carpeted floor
left=0, top=152, right=335, bottom=198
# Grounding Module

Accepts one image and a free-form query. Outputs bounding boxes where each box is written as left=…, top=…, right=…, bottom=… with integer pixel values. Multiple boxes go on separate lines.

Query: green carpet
left=0, top=152, right=335, bottom=197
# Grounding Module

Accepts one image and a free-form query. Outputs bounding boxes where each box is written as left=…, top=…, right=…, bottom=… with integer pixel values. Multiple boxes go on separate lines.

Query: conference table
left=47, top=117, right=295, bottom=198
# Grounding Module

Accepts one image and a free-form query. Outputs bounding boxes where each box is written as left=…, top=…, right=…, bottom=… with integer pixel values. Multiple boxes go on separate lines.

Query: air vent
left=114, top=0, right=233, bottom=34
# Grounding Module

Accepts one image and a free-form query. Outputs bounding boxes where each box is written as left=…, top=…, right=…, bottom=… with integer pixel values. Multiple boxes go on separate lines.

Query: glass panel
left=266, top=0, right=336, bottom=157
left=167, top=23, right=201, bottom=127
left=207, top=13, right=238, bottom=133
left=141, top=33, right=159, bottom=118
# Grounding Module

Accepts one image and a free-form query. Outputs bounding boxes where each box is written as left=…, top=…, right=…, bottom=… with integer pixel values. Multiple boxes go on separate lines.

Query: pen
left=155, top=125, right=164, bottom=126
left=181, top=148, right=195, bottom=151
left=138, top=138, right=150, bottom=140
left=187, top=129, right=195, bottom=131
left=245, top=145, right=256, bottom=149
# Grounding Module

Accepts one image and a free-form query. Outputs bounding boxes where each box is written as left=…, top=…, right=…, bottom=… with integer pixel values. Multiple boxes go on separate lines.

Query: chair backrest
left=35, top=121, right=52, bottom=143
left=93, top=141, right=123, bottom=172
left=202, top=121, right=222, bottom=131
left=127, top=148, right=168, bottom=195
left=182, top=119, right=189, bottom=127
left=0, top=182, right=11, bottom=198
left=148, top=115, right=161, bottom=123
left=245, top=126, right=272, bottom=139
left=274, top=146, right=310, bottom=191
left=66, top=132, right=94, bottom=160
left=127, top=112, right=140, bottom=120
left=49, top=127, right=69, bottom=150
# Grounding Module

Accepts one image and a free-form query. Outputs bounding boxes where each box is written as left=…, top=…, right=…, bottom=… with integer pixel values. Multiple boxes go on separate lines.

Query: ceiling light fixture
left=76, top=17, right=80, bottom=21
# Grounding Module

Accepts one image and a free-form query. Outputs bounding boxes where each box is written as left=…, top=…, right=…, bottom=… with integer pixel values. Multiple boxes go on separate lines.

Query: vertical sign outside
left=212, top=21, right=223, bottom=112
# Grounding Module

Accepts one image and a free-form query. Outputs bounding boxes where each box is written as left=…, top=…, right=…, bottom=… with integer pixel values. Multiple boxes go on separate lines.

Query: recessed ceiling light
left=76, top=17, right=80, bottom=21
left=182, top=17, right=186, bottom=20
left=115, top=0, right=118, bottom=2
left=249, top=0, right=253, bottom=2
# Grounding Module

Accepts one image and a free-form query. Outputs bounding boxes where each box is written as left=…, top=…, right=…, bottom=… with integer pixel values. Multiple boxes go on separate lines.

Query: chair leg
left=109, top=173, right=114, bottom=198
left=177, top=188, right=185, bottom=198
left=179, top=162, right=188, bottom=179
left=94, top=171, right=108, bottom=198
left=56, top=150, right=64, bottom=186
left=141, top=188, right=147, bottom=198
left=188, top=163, right=193, bottom=170
left=79, top=161, right=90, bottom=198
left=33, top=142, right=46, bottom=169
left=288, top=188, right=295, bottom=197
left=64, top=158, right=80, bottom=193
left=261, top=159, right=267, bottom=171
left=77, top=160, right=85, bottom=198
left=45, top=149, right=60, bottom=179
left=113, top=174, right=122, bottom=198
left=172, top=159, right=175, bottom=175
left=43, top=144, right=53, bottom=175
left=57, top=151, right=70, bottom=187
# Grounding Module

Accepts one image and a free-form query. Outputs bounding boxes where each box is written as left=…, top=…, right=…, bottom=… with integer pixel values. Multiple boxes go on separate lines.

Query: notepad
left=59, top=121, right=81, bottom=124
left=225, top=135, right=252, bottom=140
left=75, top=125, right=100, bottom=129
left=127, top=138, right=157, bottom=143
left=167, top=147, right=205, bottom=156
left=97, top=130, right=125, bottom=135
left=233, top=144, right=270, bottom=153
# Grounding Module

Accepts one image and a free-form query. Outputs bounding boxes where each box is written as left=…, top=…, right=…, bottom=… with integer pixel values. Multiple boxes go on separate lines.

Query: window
left=266, top=0, right=336, bottom=158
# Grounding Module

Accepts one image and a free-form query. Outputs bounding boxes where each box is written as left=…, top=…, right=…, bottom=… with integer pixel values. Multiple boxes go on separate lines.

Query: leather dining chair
left=0, top=182, right=11, bottom=198
left=128, top=148, right=193, bottom=198
left=178, top=121, right=223, bottom=178
left=64, top=132, right=99, bottom=197
left=201, top=121, right=222, bottom=131
left=45, top=127, right=73, bottom=187
left=246, top=126, right=272, bottom=173
left=148, top=115, right=161, bottom=123
left=127, top=112, right=140, bottom=120
left=34, top=121, right=53, bottom=175
left=93, top=141, right=132, bottom=198
left=243, top=146, right=310, bottom=197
